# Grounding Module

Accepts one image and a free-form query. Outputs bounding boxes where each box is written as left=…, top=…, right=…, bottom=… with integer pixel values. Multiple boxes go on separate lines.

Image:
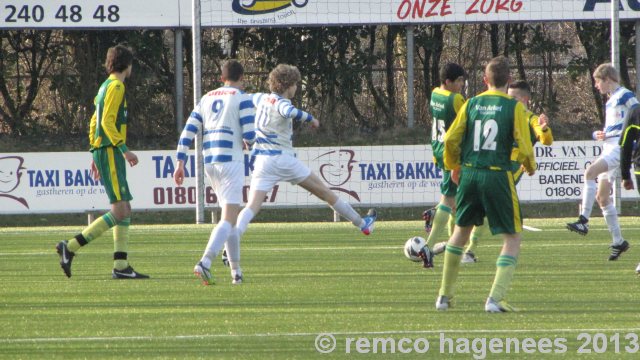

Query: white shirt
left=603, top=86, right=639, bottom=145
left=176, top=86, right=255, bottom=164
left=252, top=93, right=313, bottom=156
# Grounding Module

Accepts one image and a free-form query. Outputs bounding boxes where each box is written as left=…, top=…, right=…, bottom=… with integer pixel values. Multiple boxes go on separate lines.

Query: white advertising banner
left=1, top=1, right=638, bottom=29
left=1, top=142, right=638, bottom=214
left=203, top=0, right=640, bottom=27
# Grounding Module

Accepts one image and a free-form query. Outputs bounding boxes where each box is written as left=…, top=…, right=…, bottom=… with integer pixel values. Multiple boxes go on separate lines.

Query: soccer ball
left=404, top=236, right=427, bottom=262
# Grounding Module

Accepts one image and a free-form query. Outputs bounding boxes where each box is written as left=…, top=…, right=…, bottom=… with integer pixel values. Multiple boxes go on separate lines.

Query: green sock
left=489, top=255, right=518, bottom=302
left=67, top=212, right=117, bottom=252
left=113, top=217, right=130, bottom=271
left=438, top=244, right=463, bottom=297
left=426, top=204, right=453, bottom=248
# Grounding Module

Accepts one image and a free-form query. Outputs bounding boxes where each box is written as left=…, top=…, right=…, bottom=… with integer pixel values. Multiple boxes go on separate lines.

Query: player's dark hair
left=485, top=56, right=510, bottom=88
left=508, top=80, right=531, bottom=97
left=221, top=60, right=244, bottom=82
left=105, top=45, right=133, bottom=74
left=440, top=63, right=465, bottom=84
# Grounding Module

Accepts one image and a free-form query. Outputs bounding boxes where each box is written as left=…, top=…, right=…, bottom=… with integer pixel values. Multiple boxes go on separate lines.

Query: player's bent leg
left=237, top=190, right=267, bottom=236
left=464, top=222, right=488, bottom=263
left=426, top=203, right=454, bottom=248
left=570, top=160, right=608, bottom=233
left=300, top=173, right=377, bottom=234
left=56, top=210, right=120, bottom=277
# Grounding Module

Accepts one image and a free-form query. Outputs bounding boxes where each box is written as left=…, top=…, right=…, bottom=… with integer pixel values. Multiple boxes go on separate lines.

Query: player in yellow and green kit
left=435, top=56, right=535, bottom=312
left=424, top=63, right=465, bottom=268
left=507, top=80, right=553, bottom=185
left=434, top=80, right=554, bottom=264
left=55, top=44, right=149, bottom=279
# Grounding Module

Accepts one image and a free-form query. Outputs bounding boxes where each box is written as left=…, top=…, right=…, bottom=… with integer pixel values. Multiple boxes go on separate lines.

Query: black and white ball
left=404, top=236, right=427, bottom=262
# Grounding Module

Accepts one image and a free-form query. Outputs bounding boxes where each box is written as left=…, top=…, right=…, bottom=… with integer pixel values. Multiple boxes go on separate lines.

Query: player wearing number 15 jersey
left=424, top=63, right=466, bottom=266
left=436, top=56, right=535, bottom=313
left=174, top=60, right=256, bottom=285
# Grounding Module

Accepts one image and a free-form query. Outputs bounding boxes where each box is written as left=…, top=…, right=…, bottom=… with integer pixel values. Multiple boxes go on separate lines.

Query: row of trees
left=0, top=22, right=637, bottom=147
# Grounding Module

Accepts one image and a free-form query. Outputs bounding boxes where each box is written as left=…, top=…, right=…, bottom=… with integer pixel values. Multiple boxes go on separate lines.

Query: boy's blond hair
left=485, top=56, right=510, bottom=88
left=593, top=63, right=620, bottom=83
left=268, top=64, right=301, bottom=94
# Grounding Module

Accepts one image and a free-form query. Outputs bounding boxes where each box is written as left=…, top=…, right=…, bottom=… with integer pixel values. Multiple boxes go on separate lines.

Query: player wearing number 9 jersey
left=424, top=63, right=466, bottom=265
left=436, top=56, right=535, bottom=313
left=174, top=60, right=256, bottom=285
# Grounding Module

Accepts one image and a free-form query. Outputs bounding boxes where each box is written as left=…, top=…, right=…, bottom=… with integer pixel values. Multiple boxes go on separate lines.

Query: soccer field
left=2, top=218, right=640, bottom=359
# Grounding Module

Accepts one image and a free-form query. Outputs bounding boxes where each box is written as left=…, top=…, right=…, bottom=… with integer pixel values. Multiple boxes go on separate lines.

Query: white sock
left=236, top=208, right=255, bottom=236
left=330, top=198, right=364, bottom=228
left=226, top=228, right=241, bottom=272
left=201, top=220, right=232, bottom=267
left=602, top=203, right=624, bottom=245
left=580, top=180, right=597, bottom=219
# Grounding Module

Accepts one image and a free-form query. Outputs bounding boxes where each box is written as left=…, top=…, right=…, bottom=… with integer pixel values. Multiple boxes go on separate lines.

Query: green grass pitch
left=2, top=217, right=640, bottom=359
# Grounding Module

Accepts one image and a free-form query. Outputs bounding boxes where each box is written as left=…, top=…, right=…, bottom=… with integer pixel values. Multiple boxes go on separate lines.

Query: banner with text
left=1, top=1, right=638, bottom=29
left=1, top=142, right=638, bottom=214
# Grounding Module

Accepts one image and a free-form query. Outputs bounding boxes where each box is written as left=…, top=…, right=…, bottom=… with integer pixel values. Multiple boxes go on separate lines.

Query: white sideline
left=523, top=225, right=542, bottom=231
left=0, top=241, right=624, bottom=257
left=2, top=327, right=640, bottom=343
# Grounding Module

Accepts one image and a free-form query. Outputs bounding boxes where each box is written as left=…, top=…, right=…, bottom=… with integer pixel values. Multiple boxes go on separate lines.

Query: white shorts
left=204, top=162, right=244, bottom=205
left=250, top=154, right=311, bottom=192
left=597, top=143, right=620, bottom=183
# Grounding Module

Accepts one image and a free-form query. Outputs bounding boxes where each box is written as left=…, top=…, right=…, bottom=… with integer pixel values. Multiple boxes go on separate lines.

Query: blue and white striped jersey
left=176, top=86, right=255, bottom=164
left=604, top=86, right=639, bottom=145
left=252, top=93, right=313, bottom=156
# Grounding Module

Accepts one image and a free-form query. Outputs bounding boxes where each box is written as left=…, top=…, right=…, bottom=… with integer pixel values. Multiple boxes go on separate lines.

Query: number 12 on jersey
left=473, top=119, right=498, bottom=151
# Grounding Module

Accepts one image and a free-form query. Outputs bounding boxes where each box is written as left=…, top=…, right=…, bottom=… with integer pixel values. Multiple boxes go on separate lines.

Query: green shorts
left=93, top=147, right=133, bottom=204
left=510, top=160, right=524, bottom=186
left=455, top=167, right=522, bottom=235
left=434, top=154, right=457, bottom=197
left=440, top=169, right=458, bottom=197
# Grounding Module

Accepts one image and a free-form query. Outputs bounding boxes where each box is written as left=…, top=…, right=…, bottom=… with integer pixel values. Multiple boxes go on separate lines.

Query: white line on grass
left=3, top=328, right=640, bottom=343
left=0, top=242, right=620, bottom=257
left=523, top=225, right=541, bottom=231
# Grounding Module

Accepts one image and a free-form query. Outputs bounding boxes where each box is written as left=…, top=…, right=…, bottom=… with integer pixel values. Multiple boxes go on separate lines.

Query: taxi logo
left=0, top=156, right=29, bottom=208
left=232, top=0, right=308, bottom=15
left=315, top=149, right=360, bottom=201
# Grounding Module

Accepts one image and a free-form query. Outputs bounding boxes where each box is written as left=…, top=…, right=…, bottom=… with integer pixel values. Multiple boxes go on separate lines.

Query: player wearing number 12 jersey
left=425, top=63, right=466, bottom=265
left=436, top=56, right=535, bottom=313
left=174, top=60, right=256, bottom=285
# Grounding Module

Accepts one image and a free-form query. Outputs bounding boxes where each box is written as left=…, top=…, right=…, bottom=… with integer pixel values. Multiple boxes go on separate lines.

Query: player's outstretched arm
left=173, top=160, right=185, bottom=186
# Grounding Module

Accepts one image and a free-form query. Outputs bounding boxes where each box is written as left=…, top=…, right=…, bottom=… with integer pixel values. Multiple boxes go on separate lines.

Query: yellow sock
left=426, top=204, right=453, bottom=248
left=489, top=255, right=518, bottom=301
left=113, top=217, right=130, bottom=271
left=438, top=244, right=463, bottom=297
left=447, top=213, right=456, bottom=237
left=67, top=212, right=117, bottom=252
left=467, top=223, right=487, bottom=253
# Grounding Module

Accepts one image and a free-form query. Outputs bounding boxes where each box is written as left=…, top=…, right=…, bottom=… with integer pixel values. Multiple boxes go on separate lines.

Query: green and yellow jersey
left=510, top=110, right=553, bottom=174
left=89, top=74, right=128, bottom=153
left=430, top=87, right=465, bottom=168
left=443, top=90, right=535, bottom=174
